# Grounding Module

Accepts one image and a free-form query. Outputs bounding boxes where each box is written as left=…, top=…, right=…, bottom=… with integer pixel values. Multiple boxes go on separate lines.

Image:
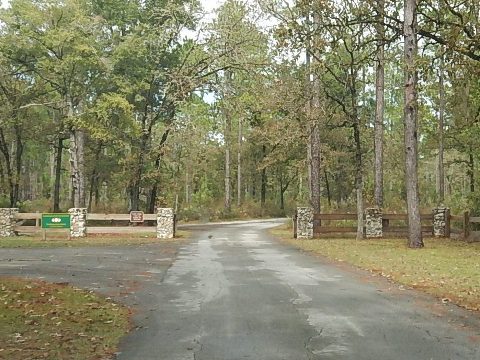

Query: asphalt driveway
left=1, top=219, right=479, bottom=359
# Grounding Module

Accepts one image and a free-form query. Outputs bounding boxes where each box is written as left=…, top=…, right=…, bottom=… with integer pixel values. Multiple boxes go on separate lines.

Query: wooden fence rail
left=294, top=210, right=477, bottom=239
left=12, top=212, right=158, bottom=234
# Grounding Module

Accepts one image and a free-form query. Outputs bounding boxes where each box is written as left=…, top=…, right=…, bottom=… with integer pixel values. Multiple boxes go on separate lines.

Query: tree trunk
left=374, top=0, right=385, bottom=208
left=353, top=120, right=364, bottom=240
left=323, top=168, right=331, bottom=208
left=0, top=127, right=17, bottom=207
left=350, top=66, right=364, bottom=240
left=309, top=11, right=322, bottom=215
left=404, top=0, right=424, bottom=248
left=261, top=145, right=267, bottom=207
left=69, top=129, right=86, bottom=208
left=53, top=137, right=63, bottom=212
left=279, top=174, right=285, bottom=210
left=87, top=143, right=103, bottom=212
left=224, top=70, right=233, bottom=212
left=437, top=46, right=445, bottom=204
left=468, top=148, right=475, bottom=193
left=237, top=117, right=242, bottom=207
left=306, top=35, right=313, bottom=207
left=147, top=156, right=161, bottom=214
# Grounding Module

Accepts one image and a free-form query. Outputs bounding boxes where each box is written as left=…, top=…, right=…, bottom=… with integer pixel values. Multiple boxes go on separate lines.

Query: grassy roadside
left=0, top=230, right=190, bottom=249
left=0, top=277, right=129, bottom=360
left=271, top=224, right=480, bottom=311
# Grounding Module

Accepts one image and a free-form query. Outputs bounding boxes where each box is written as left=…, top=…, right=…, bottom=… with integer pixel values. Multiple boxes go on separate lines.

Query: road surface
left=1, top=219, right=479, bottom=359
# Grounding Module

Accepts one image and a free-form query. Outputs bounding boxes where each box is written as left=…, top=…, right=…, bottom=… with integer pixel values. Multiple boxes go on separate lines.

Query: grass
left=272, top=224, right=480, bottom=311
left=0, top=231, right=190, bottom=249
left=0, top=277, right=130, bottom=360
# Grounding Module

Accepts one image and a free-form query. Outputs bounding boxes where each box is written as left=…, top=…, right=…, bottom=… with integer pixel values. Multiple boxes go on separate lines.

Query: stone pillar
left=296, top=207, right=314, bottom=239
left=433, top=207, right=450, bottom=237
left=0, top=208, right=19, bottom=237
left=157, top=208, right=175, bottom=239
left=68, top=208, right=87, bottom=238
left=365, top=208, right=383, bottom=238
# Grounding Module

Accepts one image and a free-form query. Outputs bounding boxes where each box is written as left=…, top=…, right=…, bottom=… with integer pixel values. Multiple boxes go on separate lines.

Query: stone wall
left=365, top=208, right=383, bottom=238
left=69, top=208, right=87, bottom=238
left=0, top=208, right=18, bottom=237
left=157, top=208, right=175, bottom=239
left=296, top=207, right=314, bottom=239
left=433, top=207, right=450, bottom=237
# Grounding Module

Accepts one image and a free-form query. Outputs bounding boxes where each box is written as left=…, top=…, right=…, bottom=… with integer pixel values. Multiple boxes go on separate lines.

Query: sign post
left=41, top=213, right=71, bottom=240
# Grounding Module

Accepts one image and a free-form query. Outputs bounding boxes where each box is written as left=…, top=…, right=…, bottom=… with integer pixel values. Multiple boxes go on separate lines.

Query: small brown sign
left=130, top=211, right=144, bottom=223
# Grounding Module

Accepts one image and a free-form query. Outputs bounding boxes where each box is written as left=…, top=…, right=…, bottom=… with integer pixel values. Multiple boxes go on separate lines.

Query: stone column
left=433, top=207, right=450, bottom=237
left=68, top=208, right=87, bottom=238
left=157, top=208, right=175, bottom=239
left=296, top=207, right=314, bottom=239
left=365, top=208, right=383, bottom=238
left=0, top=208, right=19, bottom=237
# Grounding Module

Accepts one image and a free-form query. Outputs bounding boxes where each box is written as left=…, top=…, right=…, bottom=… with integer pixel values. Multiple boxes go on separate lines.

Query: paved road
left=1, top=220, right=480, bottom=359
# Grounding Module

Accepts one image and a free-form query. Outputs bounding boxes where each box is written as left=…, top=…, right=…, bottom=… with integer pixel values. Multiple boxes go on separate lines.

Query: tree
left=374, top=0, right=385, bottom=209
left=404, top=0, right=424, bottom=248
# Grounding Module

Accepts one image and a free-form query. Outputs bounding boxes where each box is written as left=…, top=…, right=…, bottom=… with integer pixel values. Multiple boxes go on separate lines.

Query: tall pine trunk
left=69, top=129, right=86, bottom=208
left=261, top=145, right=267, bottom=207
left=237, top=117, right=242, bottom=207
left=224, top=70, right=233, bottom=212
left=404, top=0, right=424, bottom=248
left=374, top=0, right=385, bottom=208
left=437, top=46, right=445, bottom=204
left=53, top=137, right=63, bottom=212
left=309, top=12, right=322, bottom=215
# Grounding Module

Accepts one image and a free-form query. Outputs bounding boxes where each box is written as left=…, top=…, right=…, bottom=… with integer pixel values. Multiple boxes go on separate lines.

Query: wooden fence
left=451, top=211, right=480, bottom=239
left=294, top=211, right=478, bottom=239
left=13, top=213, right=160, bottom=234
left=310, top=213, right=434, bottom=237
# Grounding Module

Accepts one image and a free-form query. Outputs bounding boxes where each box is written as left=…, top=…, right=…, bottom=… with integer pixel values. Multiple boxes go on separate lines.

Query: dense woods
left=1, top=0, right=479, bottom=244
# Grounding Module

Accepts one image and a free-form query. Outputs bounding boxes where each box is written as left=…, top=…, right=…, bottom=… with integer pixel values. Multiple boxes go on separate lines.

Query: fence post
left=365, top=208, right=383, bottom=238
left=68, top=208, right=88, bottom=238
left=0, top=208, right=19, bottom=237
left=464, top=211, right=471, bottom=239
left=433, top=207, right=450, bottom=238
left=296, top=207, right=313, bottom=239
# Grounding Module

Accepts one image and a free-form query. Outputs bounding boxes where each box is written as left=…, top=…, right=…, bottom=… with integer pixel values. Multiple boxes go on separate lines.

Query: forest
left=0, top=0, right=479, bottom=246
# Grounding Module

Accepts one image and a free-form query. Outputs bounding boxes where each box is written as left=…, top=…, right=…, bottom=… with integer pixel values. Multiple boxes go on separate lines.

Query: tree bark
left=224, top=70, right=233, bottom=212
left=437, top=46, right=445, bottom=204
left=323, top=168, right=331, bottom=207
left=374, top=0, right=385, bottom=209
left=69, top=128, right=86, bottom=208
left=468, top=148, right=475, bottom=193
left=237, top=117, right=242, bottom=207
left=261, top=144, right=267, bottom=207
left=404, top=0, right=424, bottom=248
left=53, top=137, right=63, bottom=212
left=87, top=143, right=103, bottom=212
left=309, top=11, right=322, bottom=215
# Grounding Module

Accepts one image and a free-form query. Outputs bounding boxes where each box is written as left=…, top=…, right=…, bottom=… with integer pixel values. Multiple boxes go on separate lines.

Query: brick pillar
left=433, top=207, right=450, bottom=237
left=0, top=208, right=19, bottom=237
left=365, top=208, right=383, bottom=238
left=296, top=207, right=314, bottom=239
left=68, top=208, right=87, bottom=238
left=157, top=208, right=174, bottom=239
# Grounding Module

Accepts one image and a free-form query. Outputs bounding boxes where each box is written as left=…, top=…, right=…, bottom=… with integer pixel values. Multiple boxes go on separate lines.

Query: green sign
left=42, top=213, right=71, bottom=229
